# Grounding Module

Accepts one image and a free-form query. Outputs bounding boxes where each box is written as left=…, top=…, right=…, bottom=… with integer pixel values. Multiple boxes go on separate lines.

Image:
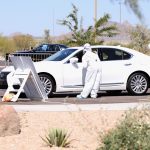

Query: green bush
left=97, top=108, right=150, bottom=150
left=41, top=128, right=72, bottom=148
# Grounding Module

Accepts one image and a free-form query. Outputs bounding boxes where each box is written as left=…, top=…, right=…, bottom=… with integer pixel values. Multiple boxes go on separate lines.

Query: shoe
left=76, top=94, right=86, bottom=99
left=91, top=95, right=97, bottom=99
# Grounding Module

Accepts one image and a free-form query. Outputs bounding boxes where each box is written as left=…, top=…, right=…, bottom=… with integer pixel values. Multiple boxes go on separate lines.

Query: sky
left=0, top=0, right=150, bottom=37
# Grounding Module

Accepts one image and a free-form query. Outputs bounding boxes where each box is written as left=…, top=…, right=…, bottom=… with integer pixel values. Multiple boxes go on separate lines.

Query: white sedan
left=1, top=45, right=150, bottom=97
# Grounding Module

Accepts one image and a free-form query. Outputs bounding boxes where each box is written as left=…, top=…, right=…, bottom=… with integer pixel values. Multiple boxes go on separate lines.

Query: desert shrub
left=129, top=25, right=150, bottom=54
left=105, top=41, right=122, bottom=46
left=12, top=34, right=35, bottom=50
left=41, top=128, right=72, bottom=148
left=0, top=35, right=16, bottom=55
left=97, top=108, right=150, bottom=150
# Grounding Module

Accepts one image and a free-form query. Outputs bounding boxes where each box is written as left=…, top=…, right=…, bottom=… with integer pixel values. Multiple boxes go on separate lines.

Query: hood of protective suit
left=83, top=43, right=92, bottom=52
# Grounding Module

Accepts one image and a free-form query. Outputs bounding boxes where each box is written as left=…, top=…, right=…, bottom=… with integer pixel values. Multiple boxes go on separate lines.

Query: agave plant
left=41, top=128, right=72, bottom=147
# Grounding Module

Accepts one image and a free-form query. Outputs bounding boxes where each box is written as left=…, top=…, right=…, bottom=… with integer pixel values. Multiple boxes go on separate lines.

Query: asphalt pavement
left=1, top=89, right=150, bottom=112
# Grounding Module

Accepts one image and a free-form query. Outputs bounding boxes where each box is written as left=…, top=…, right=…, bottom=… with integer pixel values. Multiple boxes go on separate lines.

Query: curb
left=12, top=102, right=150, bottom=112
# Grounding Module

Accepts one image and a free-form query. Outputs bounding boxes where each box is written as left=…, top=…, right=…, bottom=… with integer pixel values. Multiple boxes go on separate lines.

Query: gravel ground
left=0, top=110, right=124, bottom=150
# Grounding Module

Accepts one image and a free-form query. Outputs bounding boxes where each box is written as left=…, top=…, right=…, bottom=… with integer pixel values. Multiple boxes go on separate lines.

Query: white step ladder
left=2, top=56, right=48, bottom=102
left=2, top=69, right=30, bottom=102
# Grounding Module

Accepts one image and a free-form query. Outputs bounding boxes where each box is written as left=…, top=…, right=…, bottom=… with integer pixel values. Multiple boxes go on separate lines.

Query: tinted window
left=54, top=45, right=60, bottom=51
left=45, top=48, right=77, bottom=61
left=72, top=50, right=84, bottom=63
left=35, top=45, right=43, bottom=51
left=34, top=44, right=67, bottom=52
left=98, top=48, right=131, bottom=61
left=47, top=45, right=57, bottom=51
left=59, top=45, right=68, bottom=50
left=41, top=45, right=48, bottom=51
left=123, top=51, right=131, bottom=60
left=92, top=48, right=99, bottom=53
left=35, top=44, right=48, bottom=52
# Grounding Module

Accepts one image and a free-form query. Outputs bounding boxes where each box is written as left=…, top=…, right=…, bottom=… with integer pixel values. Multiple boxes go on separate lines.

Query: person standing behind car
left=76, top=43, right=101, bottom=99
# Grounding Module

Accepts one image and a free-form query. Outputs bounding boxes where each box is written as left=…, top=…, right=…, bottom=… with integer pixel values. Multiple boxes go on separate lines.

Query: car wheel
left=106, top=90, right=122, bottom=95
left=38, top=73, right=55, bottom=97
left=127, top=73, right=149, bottom=95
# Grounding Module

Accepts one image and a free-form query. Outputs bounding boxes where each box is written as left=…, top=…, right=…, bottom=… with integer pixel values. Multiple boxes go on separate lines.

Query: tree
left=124, top=0, right=142, bottom=20
left=12, top=34, right=35, bottom=50
left=0, top=35, right=16, bottom=55
left=59, top=4, right=117, bottom=46
left=43, top=29, right=51, bottom=43
left=111, top=0, right=145, bottom=21
left=129, top=25, right=150, bottom=54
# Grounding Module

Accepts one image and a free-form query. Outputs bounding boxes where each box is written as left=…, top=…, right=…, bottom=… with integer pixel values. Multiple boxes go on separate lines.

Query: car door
left=98, top=48, right=133, bottom=87
left=63, top=50, right=85, bottom=87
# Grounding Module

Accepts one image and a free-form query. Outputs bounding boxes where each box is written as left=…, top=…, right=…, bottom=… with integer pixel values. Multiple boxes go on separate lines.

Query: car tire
left=106, top=90, right=122, bottom=95
left=38, top=73, right=55, bottom=97
left=127, top=72, right=149, bottom=95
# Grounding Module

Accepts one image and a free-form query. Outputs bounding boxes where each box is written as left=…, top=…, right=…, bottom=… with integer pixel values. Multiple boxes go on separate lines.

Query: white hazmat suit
left=77, top=43, right=101, bottom=99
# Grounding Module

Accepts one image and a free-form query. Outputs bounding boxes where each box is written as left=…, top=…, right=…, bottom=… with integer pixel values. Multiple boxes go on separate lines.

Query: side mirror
left=70, top=57, right=78, bottom=64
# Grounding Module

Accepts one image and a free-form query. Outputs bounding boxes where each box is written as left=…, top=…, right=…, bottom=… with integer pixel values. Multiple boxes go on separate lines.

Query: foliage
left=58, top=4, right=117, bottom=46
left=41, top=128, right=72, bottom=148
left=12, top=34, right=35, bottom=50
left=129, top=25, right=150, bottom=54
left=43, top=29, right=51, bottom=43
left=105, top=41, right=122, bottom=46
left=124, top=0, right=142, bottom=20
left=97, top=108, right=150, bottom=150
left=0, top=35, right=16, bottom=55
left=111, top=0, right=143, bottom=21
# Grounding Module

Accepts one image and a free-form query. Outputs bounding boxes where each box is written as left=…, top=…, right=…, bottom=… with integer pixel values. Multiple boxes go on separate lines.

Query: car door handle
left=124, top=63, right=132, bottom=66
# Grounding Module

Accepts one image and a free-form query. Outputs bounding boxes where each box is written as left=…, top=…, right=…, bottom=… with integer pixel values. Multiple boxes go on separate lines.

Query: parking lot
left=1, top=59, right=150, bottom=105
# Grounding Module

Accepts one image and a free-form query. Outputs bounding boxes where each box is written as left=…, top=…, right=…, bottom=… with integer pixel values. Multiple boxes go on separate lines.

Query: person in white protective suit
left=76, top=43, right=101, bottom=99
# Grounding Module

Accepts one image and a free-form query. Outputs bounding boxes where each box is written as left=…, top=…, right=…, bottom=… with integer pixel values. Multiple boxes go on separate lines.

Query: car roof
left=68, top=45, right=125, bottom=49
left=41, top=43, right=68, bottom=47
left=67, top=45, right=146, bottom=55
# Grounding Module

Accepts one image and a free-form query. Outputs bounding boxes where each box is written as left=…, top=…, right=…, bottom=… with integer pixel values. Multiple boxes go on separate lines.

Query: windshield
left=45, top=48, right=77, bottom=61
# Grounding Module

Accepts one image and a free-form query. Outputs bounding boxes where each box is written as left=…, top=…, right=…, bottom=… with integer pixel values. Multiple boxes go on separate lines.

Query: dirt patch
left=0, top=110, right=124, bottom=150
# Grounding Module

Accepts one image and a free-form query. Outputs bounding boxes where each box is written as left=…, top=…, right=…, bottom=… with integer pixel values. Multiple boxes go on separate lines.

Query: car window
left=35, top=44, right=48, bottom=52
left=45, top=48, right=77, bottom=61
left=59, top=45, right=68, bottom=50
left=41, top=45, right=48, bottom=51
left=47, top=45, right=55, bottom=51
left=35, top=45, right=42, bottom=51
left=98, top=48, right=131, bottom=61
left=54, top=45, right=60, bottom=51
left=72, top=50, right=84, bottom=63
left=123, top=51, right=131, bottom=60
left=91, top=48, right=99, bottom=53
left=69, top=48, right=99, bottom=63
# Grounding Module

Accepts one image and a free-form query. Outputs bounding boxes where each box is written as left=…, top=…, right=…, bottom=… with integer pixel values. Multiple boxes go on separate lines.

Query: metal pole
left=94, top=0, right=97, bottom=23
left=52, top=9, right=55, bottom=37
left=119, top=1, right=122, bottom=24
left=94, top=0, right=97, bottom=43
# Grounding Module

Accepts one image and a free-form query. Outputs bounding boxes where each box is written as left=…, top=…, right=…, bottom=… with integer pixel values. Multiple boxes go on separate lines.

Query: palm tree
left=58, top=4, right=117, bottom=45
left=111, top=0, right=146, bottom=21
left=124, top=0, right=141, bottom=19
left=94, top=0, right=147, bottom=23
